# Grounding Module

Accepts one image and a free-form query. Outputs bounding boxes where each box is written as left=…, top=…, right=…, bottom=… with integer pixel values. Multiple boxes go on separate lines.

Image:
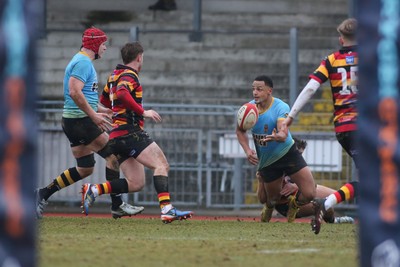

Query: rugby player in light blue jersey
left=62, top=48, right=100, bottom=118
left=236, top=75, right=316, bottom=223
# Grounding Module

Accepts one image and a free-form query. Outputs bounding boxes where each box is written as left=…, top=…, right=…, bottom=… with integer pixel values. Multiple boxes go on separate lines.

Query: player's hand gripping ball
left=237, top=103, right=259, bottom=130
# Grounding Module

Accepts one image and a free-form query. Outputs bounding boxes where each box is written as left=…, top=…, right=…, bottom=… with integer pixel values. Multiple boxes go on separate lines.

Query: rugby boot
left=334, top=216, right=355, bottom=224
left=111, top=202, right=144, bottom=219
left=311, top=198, right=326, bottom=234
left=161, top=207, right=193, bottom=224
left=35, top=189, right=48, bottom=219
left=81, top=183, right=96, bottom=216
left=260, top=203, right=274, bottom=223
left=287, top=195, right=299, bottom=223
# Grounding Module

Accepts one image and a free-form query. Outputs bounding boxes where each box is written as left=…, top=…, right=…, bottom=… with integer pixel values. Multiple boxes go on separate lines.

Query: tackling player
left=257, top=138, right=354, bottom=224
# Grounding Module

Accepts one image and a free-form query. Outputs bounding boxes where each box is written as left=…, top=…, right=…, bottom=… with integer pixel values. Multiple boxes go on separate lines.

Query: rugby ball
left=237, top=103, right=259, bottom=130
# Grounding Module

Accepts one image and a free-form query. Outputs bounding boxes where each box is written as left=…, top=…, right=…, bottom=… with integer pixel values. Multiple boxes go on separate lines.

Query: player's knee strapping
left=76, top=154, right=96, bottom=168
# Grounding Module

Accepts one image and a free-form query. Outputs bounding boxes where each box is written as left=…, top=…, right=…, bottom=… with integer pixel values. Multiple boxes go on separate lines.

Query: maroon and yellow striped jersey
left=310, top=46, right=358, bottom=133
left=102, top=64, right=144, bottom=138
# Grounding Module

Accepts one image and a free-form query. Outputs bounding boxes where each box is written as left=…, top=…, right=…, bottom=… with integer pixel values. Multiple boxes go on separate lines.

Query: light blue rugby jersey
left=62, top=52, right=99, bottom=118
left=249, top=98, right=294, bottom=170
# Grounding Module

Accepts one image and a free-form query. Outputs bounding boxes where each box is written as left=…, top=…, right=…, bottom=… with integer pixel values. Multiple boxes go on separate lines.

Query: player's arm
left=280, top=177, right=299, bottom=197
left=69, top=77, right=97, bottom=118
left=236, top=126, right=258, bottom=165
left=284, top=79, right=321, bottom=127
left=264, top=118, right=288, bottom=142
left=116, top=86, right=161, bottom=123
left=97, top=104, right=113, bottom=118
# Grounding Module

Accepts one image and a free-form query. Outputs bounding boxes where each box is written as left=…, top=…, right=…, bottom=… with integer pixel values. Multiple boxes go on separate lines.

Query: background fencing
left=37, top=102, right=356, bottom=210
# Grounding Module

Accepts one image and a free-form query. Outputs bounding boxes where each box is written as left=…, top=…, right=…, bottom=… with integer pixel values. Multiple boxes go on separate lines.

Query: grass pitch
left=38, top=216, right=358, bottom=267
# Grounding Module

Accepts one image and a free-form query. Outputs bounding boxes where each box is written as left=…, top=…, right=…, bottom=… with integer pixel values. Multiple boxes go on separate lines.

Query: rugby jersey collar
left=340, top=45, right=357, bottom=53
left=115, top=64, right=139, bottom=74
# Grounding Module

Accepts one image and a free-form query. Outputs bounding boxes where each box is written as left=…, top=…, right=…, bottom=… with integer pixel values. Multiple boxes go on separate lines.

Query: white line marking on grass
left=258, top=248, right=319, bottom=254
left=139, top=239, right=326, bottom=244
left=142, top=237, right=326, bottom=243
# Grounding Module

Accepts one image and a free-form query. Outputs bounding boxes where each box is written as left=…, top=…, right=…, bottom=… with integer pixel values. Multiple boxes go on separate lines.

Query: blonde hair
left=337, top=18, right=357, bottom=41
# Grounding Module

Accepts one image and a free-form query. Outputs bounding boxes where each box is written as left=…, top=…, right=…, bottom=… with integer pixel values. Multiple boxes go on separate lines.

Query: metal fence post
left=130, top=26, right=139, bottom=41
left=189, top=0, right=202, bottom=42
left=348, top=0, right=357, bottom=18
left=233, top=158, right=243, bottom=210
left=39, top=0, right=47, bottom=38
left=206, top=130, right=213, bottom=207
left=289, top=27, right=298, bottom=107
left=197, top=130, right=204, bottom=205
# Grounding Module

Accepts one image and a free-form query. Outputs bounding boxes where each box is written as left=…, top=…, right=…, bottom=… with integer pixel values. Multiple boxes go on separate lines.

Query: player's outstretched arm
left=287, top=79, right=321, bottom=125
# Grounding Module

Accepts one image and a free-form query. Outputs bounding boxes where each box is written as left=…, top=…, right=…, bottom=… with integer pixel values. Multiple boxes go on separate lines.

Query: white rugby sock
left=161, top=204, right=173, bottom=214
left=324, top=195, right=338, bottom=210
left=91, top=185, right=99, bottom=197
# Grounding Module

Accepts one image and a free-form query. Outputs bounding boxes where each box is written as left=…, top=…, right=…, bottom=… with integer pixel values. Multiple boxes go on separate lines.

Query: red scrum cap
left=82, top=27, right=107, bottom=54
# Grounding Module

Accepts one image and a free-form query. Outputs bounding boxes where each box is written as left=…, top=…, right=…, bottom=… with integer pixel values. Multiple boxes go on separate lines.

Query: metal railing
left=37, top=103, right=356, bottom=210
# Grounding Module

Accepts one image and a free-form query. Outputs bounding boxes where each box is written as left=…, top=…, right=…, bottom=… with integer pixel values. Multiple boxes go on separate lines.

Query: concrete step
left=46, top=18, right=346, bottom=39
left=290, top=124, right=334, bottom=133
left=139, top=34, right=339, bottom=50
left=313, top=101, right=334, bottom=113
left=321, top=87, right=333, bottom=100
left=39, top=41, right=333, bottom=63
left=195, top=0, right=348, bottom=15
left=38, top=65, right=311, bottom=85
left=297, top=112, right=333, bottom=127
left=40, top=30, right=339, bottom=50
left=200, top=13, right=347, bottom=27
left=38, top=53, right=319, bottom=77
left=47, top=0, right=348, bottom=16
left=38, top=56, right=281, bottom=73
